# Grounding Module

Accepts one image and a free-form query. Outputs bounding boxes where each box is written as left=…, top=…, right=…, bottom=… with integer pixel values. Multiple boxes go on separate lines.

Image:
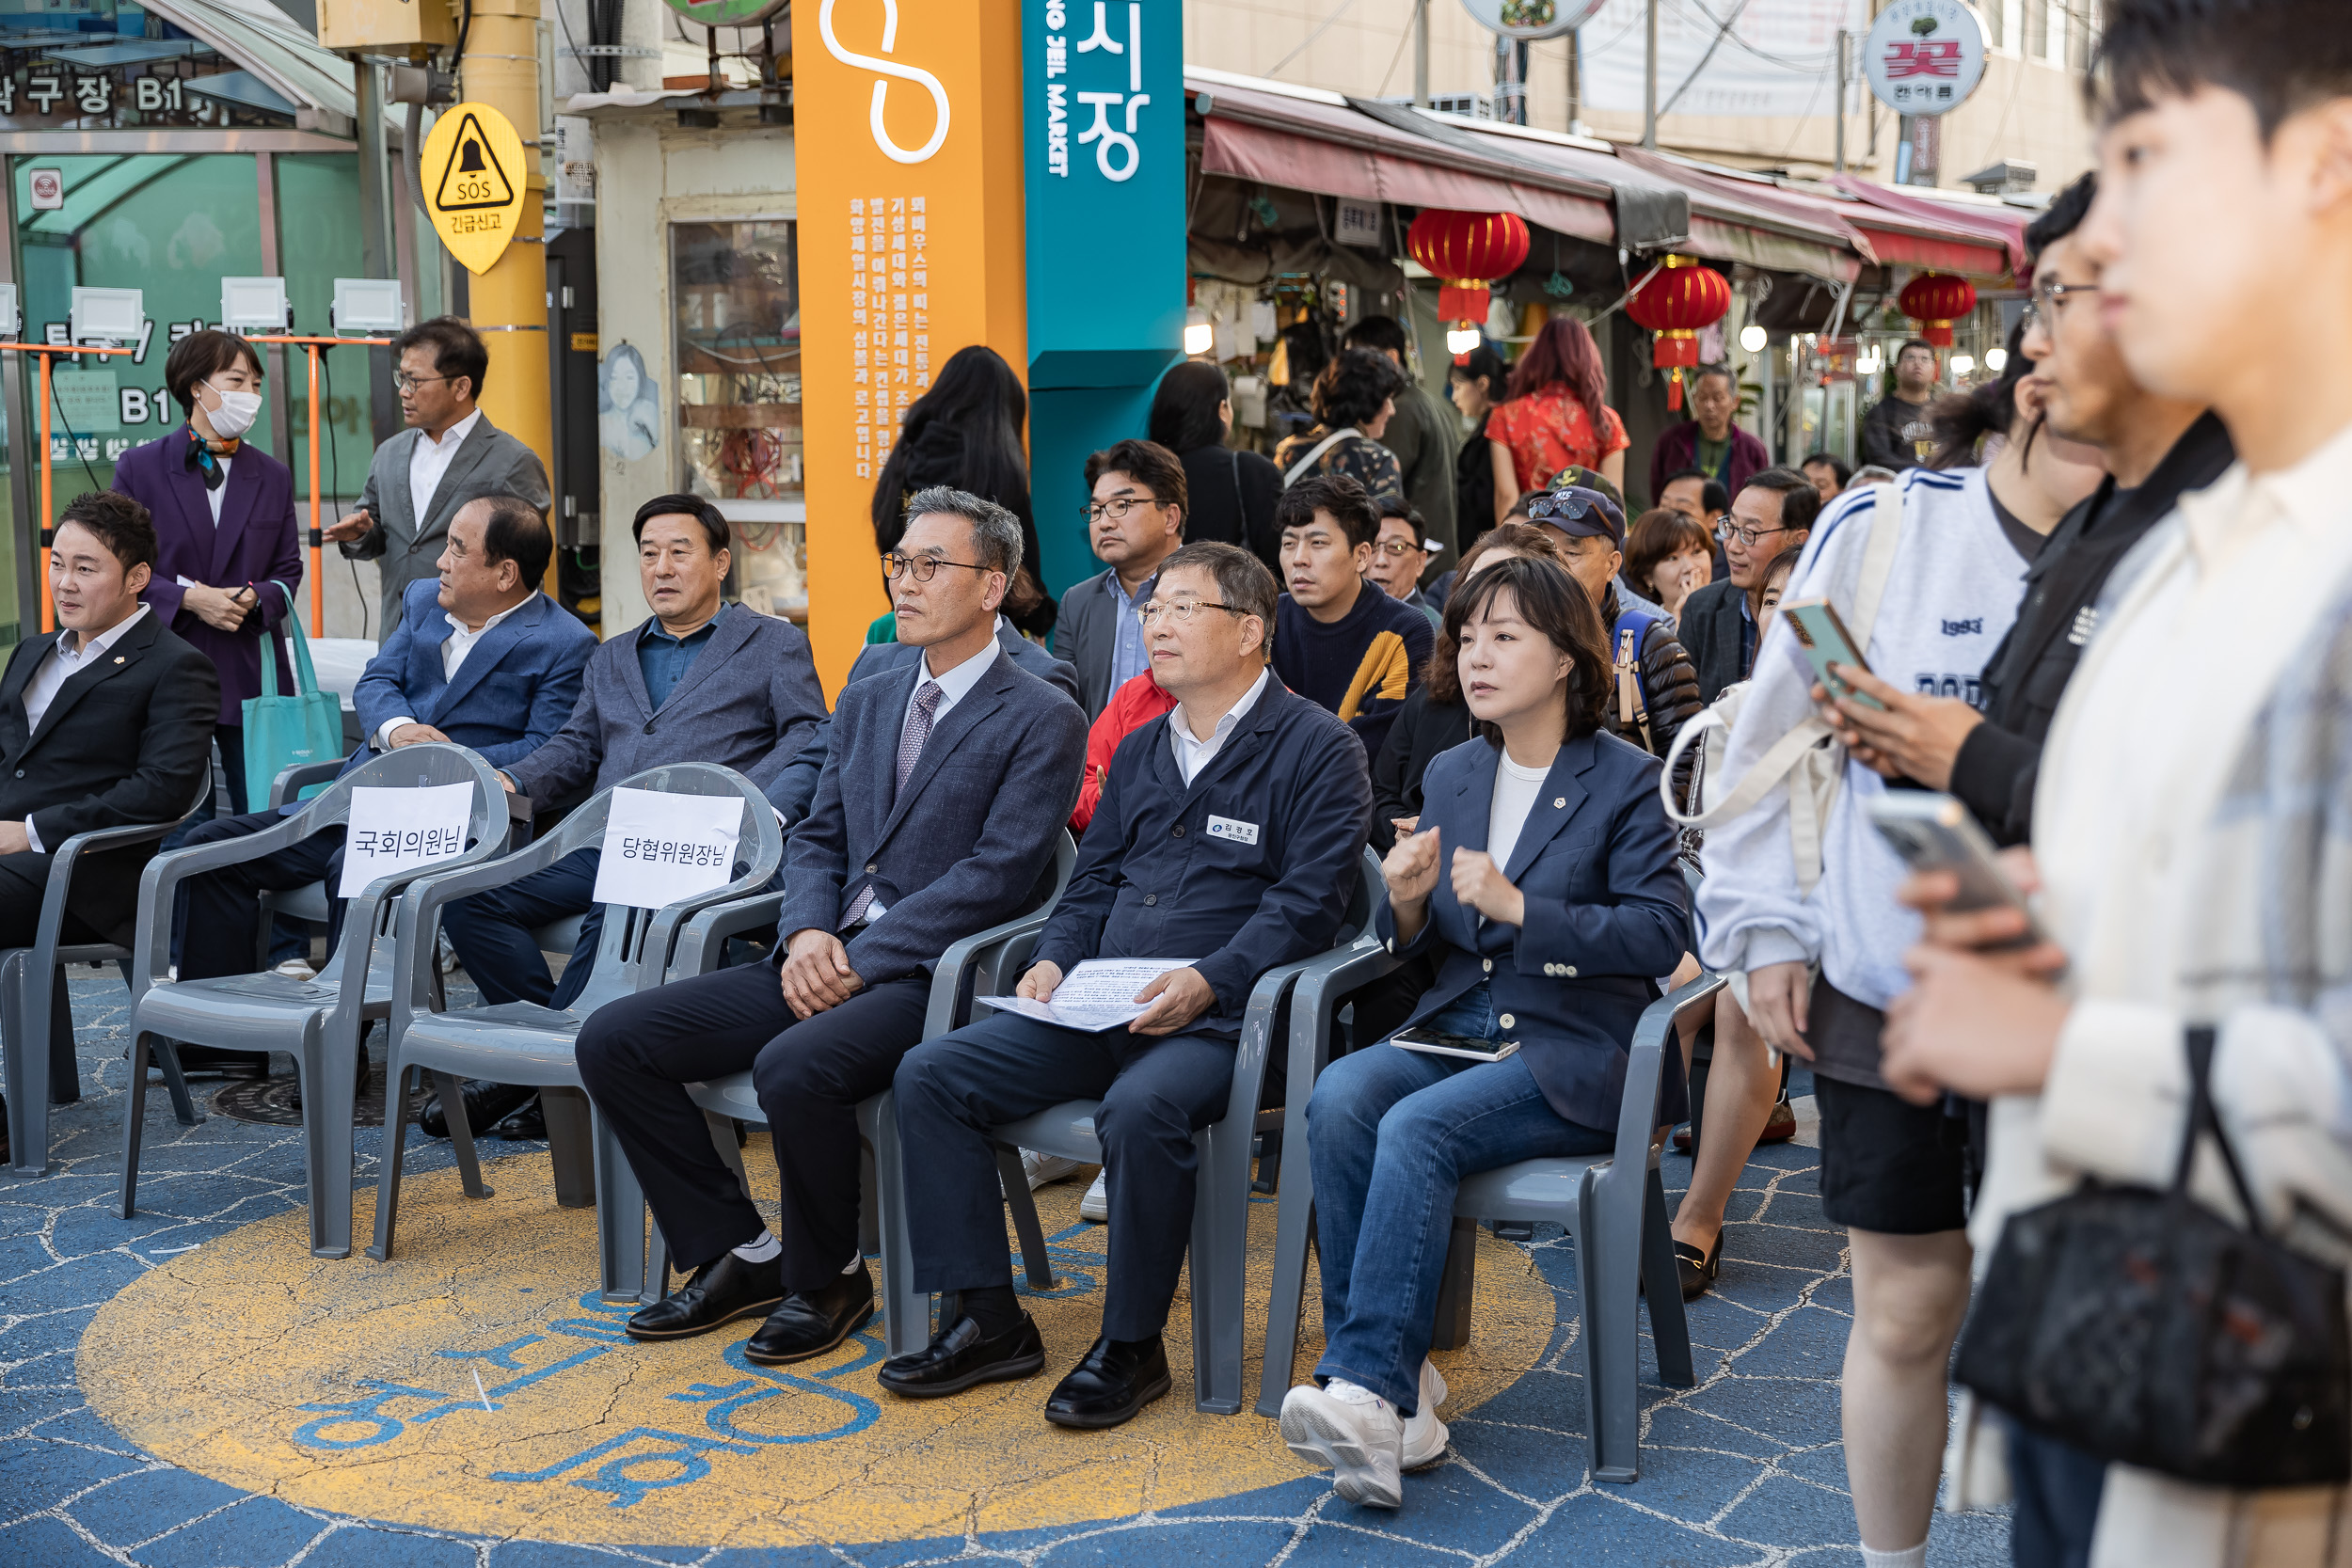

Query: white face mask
left=204, top=387, right=262, bottom=440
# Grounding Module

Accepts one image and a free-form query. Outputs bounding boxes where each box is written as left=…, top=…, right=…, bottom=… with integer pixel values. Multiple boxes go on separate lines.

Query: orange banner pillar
left=791, top=0, right=1029, bottom=694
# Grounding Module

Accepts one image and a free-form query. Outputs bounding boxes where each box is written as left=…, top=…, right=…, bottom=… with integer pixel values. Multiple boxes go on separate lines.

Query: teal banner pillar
left=1023, top=0, right=1185, bottom=597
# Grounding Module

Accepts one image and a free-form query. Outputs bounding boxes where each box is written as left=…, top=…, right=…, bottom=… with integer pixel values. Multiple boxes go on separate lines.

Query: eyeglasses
left=1374, top=539, right=1426, bottom=559
left=392, top=372, right=455, bottom=394
left=2021, top=279, right=2101, bottom=334
left=1720, top=522, right=1792, bottom=548
left=882, top=551, right=996, bottom=582
left=1081, top=495, right=1163, bottom=525
left=1136, top=597, right=1243, bottom=627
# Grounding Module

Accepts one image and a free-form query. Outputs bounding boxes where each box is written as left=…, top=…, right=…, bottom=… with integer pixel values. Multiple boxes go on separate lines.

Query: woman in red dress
left=1485, top=316, right=1628, bottom=525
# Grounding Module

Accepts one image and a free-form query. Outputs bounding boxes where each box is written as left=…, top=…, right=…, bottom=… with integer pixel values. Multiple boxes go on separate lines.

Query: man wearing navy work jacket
left=172, top=496, right=592, bottom=1001
left=423, top=492, right=828, bottom=1139
left=881, top=540, right=1374, bottom=1429
left=575, top=487, right=1087, bottom=1369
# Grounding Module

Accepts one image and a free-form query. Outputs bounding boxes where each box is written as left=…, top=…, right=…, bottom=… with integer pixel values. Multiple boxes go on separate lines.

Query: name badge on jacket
left=1206, top=816, right=1260, bottom=846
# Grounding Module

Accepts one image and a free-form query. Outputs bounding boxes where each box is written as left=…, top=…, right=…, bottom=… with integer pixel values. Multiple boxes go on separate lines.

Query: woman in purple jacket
left=115, top=328, right=301, bottom=825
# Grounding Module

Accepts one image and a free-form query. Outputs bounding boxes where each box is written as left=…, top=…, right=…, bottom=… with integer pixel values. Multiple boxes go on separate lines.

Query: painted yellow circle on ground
left=81, top=1144, right=1557, bottom=1547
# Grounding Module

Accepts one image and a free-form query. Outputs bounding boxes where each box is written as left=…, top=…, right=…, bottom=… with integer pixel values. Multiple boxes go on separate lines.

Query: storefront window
left=671, top=219, right=803, bottom=621
left=14, top=152, right=264, bottom=507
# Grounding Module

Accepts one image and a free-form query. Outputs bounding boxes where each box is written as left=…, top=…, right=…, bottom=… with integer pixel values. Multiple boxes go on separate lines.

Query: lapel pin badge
left=114, top=656, right=127, bottom=664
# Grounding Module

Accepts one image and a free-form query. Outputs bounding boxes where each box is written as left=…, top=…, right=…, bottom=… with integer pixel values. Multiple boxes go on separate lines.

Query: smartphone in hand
left=1781, top=597, right=1881, bottom=710
left=1867, top=792, right=2055, bottom=953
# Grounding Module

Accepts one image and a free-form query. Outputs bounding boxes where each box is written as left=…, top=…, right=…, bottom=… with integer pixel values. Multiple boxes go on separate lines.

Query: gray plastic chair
left=645, top=830, right=1081, bottom=1352
left=991, top=846, right=1387, bottom=1416
left=120, top=744, right=508, bottom=1257
left=366, top=763, right=785, bottom=1299
left=1257, top=970, right=1719, bottom=1481
left=2, top=780, right=210, bottom=1177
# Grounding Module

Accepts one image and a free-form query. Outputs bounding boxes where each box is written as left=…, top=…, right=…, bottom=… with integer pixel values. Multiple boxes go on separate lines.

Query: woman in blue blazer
left=1280, top=555, right=1689, bottom=1510
left=116, top=329, right=301, bottom=828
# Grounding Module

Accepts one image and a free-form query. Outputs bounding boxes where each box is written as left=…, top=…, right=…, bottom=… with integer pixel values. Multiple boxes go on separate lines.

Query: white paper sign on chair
left=339, top=783, right=475, bottom=895
left=591, top=787, right=744, bottom=910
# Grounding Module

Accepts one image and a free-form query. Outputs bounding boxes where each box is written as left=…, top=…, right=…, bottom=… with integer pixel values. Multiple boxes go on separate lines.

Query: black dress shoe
left=493, top=1094, right=547, bottom=1141
left=876, top=1312, right=1045, bottom=1398
left=1043, top=1334, right=1171, bottom=1429
left=746, top=1264, right=876, bottom=1365
left=1675, top=1231, right=1724, bottom=1302
left=419, top=1079, right=534, bottom=1139
left=624, top=1251, right=786, bottom=1341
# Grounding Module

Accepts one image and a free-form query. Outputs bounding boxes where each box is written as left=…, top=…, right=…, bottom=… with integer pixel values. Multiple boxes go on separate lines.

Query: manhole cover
left=210, top=1063, right=427, bottom=1128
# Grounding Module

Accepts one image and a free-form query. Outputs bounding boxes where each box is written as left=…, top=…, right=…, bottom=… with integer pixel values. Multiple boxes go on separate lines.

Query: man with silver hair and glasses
left=576, top=486, right=1088, bottom=1369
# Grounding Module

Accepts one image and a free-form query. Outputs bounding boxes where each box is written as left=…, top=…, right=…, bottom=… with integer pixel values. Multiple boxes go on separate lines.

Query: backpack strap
left=1846, top=480, right=1906, bottom=649
left=1612, top=607, right=1657, bottom=750
left=1282, top=427, right=1360, bottom=486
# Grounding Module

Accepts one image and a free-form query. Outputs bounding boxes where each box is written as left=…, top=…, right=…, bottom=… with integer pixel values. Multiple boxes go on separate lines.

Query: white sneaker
left=1079, top=1171, right=1109, bottom=1222
left=1400, top=1359, right=1450, bottom=1469
left=1280, top=1378, right=1405, bottom=1508
left=1021, top=1149, right=1081, bottom=1191
left=272, top=958, right=317, bottom=982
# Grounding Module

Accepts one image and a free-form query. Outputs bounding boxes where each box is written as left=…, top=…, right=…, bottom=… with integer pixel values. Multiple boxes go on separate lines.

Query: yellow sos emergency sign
left=421, top=102, right=527, bottom=276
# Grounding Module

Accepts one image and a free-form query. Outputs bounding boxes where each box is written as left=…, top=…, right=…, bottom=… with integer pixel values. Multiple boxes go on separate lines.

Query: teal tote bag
left=241, top=583, right=347, bottom=811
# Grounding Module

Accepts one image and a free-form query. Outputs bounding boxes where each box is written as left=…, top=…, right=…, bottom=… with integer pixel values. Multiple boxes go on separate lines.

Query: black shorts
left=1813, top=1072, right=1970, bottom=1235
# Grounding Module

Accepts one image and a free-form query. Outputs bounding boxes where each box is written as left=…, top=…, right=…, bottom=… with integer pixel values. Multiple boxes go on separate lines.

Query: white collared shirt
left=904, top=629, right=1001, bottom=736
left=408, top=408, right=483, bottom=522
left=19, top=604, right=151, bottom=851
left=374, top=594, right=532, bottom=750
left=1170, top=666, right=1271, bottom=786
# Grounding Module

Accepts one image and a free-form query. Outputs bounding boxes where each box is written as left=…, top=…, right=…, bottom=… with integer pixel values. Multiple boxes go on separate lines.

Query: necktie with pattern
left=841, top=678, right=944, bottom=928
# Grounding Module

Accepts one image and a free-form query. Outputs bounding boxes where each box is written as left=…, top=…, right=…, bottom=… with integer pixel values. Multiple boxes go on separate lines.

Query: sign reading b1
left=421, top=102, right=528, bottom=275
left=1865, top=0, right=1987, bottom=118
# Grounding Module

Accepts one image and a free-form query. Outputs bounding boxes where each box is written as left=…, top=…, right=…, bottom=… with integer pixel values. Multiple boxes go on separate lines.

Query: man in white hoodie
left=1697, top=370, right=2101, bottom=1566
left=1883, top=4, right=2352, bottom=1565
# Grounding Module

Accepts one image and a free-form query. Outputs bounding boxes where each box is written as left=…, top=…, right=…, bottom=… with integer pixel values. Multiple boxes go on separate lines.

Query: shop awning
left=141, top=0, right=356, bottom=132
left=1191, top=71, right=1618, bottom=246
left=1609, top=147, right=1866, bottom=283
left=1831, top=176, right=2028, bottom=280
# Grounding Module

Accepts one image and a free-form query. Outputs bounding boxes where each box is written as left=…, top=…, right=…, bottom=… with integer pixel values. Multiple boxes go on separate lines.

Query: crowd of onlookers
left=3, top=3, right=2347, bottom=1561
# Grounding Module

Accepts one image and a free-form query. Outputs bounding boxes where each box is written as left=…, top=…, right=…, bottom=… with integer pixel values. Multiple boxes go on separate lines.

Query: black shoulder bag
left=1953, top=1026, right=2351, bottom=1488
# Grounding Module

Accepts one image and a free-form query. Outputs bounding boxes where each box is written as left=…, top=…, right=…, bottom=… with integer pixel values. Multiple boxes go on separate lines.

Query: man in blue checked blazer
left=577, top=487, right=1087, bottom=1369
left=172, top=497, right=592, bottom=995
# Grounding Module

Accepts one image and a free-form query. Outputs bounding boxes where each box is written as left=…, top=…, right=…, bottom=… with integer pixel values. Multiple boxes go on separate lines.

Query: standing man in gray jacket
left=324, top=317, right=551, bottom=639
left=1343, top=316, right=1458, bottom=575
left=1055, top=438, right=1185, bottom=717
left=426, top=492, right=829, bottom=1137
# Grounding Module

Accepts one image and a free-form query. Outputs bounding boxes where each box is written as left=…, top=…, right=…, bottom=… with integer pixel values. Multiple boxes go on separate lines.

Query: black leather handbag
left=1953, top=1027, right=2352, bottom=1488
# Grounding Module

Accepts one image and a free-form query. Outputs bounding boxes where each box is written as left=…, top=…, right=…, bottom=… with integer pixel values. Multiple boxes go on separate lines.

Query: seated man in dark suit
left=879, top=541, right=1373, bottom=1429
left=0, top=492, right=216, bottom=1157
left=763, top=601, right=1078, bottom=828
left=426, top=493, right=827, bottom=1137
left=172, top=496, right=594, bottom=1005
left=575, top=487, right=1087, bottom=1366
left=1673, top=467, right=1818, bottom=704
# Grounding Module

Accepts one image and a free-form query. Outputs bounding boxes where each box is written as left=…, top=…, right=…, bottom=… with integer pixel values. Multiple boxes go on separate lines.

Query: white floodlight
left=1949, top=354, right=1977, bottom=378
left=331, top=277, right=407, bottom=334
left=70, top=286, right=143, bottom=344
left=0, top=284, right=20, bottom=339
left=1739, top=323, right=1768, bottom=353
left=1445, top=325, right=1481, bottom=355
left=1184, top=307, right=1213, bottom=356
left=1983, top=347, right=2009, bottom=372
left=220, top=276, right=292, bottom=333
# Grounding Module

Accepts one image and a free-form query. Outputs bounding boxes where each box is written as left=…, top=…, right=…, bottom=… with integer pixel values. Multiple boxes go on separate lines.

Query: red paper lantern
left=1623, top=255, right=1731, bottom=409
left=1899, top=272, right=1978, bottom=347
left=1407, top=210, right=1532, bottom=327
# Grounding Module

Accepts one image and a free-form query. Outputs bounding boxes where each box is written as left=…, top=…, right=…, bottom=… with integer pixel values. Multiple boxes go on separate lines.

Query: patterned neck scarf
left=183, top=423, right=240, bottom=491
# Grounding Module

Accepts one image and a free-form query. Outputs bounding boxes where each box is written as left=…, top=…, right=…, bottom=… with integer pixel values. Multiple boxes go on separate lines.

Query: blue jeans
left=2009, top=1425, right=2106, bottom=1568
left=1310, top=985, right=1612, bottom=1413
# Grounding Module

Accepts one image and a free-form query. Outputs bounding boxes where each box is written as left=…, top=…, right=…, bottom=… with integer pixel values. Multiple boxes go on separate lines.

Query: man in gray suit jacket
left=324, top=317, right=550, bottom=638
left=577, top=485, right=1087, bottom=1365
left=1054, top=438, right=1186, bottom=717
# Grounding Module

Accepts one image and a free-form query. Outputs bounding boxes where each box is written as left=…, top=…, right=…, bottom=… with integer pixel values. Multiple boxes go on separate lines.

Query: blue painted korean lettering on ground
left=488, top=1426, right=761, bottom=1507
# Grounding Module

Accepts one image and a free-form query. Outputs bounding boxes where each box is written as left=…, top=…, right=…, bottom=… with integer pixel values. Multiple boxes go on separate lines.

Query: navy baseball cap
left=1526, top=484, right=1626, bottom=547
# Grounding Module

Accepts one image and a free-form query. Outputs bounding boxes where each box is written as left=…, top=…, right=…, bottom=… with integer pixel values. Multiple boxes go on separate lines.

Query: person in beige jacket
left=1878, top=8, right=2352, bottom=1564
